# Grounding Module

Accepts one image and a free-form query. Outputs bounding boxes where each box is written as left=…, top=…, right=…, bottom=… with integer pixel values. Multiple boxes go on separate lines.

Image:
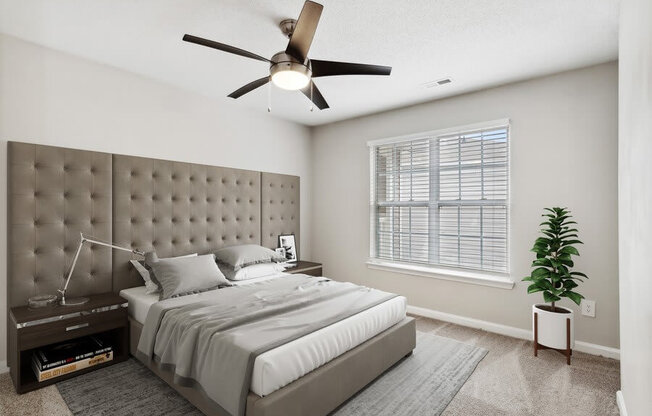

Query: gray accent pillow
left=149, top=254, right=230, bottom=300
left=133, top=253, right=197, bottom=294
left=216, top=261, right=237, bottom=281
left=214, top=244, right=286, bottom=271
left=144, top=251, right=162, bottom=286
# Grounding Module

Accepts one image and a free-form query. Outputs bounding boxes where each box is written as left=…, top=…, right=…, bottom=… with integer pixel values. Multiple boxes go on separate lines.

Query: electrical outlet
left=581, top=299, right=596, bottom=317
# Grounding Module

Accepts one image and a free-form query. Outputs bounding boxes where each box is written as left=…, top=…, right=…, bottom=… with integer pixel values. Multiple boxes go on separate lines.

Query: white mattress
left=119, top=281, right=406, bottom=397
left=120, top=285, right=159, bottom=324
left=250, top=295, right=406, bottom=396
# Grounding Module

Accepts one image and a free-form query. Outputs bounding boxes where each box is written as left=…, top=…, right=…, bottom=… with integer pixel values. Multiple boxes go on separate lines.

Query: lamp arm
left=83, top=236, right=145, bottom=256
left=59, top=232, right=85, bottom=296
left=59, top=233, right=144, bottom=298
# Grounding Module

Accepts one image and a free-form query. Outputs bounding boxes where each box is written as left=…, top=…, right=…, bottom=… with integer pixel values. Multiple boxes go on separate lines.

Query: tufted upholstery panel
left=7, top=142, right=113, bottom=307
left=111, top=155, right=262, bottom=291
left=261, top=173, right=300, bottom=253
left=7, top=142, right=301, bottom=303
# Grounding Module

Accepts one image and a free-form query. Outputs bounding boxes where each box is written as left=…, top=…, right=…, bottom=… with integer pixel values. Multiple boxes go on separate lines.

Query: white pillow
left=222, top=262, right=287, bottom=281
left=130, top=253, right=197, bottom=294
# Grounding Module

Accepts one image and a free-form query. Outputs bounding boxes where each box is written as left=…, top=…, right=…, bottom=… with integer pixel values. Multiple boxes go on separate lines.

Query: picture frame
left=278, top=234, right=298, bottom=263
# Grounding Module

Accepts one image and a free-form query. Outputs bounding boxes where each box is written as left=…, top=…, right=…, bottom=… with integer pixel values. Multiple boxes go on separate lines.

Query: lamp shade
left=271, top=70, right=310, bottom=90
left=269, top=57, right=312, bottom=91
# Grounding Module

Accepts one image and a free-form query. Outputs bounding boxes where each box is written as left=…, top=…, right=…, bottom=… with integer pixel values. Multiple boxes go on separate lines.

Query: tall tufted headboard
left=111, top=155, right=263, bottom=291
left=261, top=173, right=300, bottom=250
left=7, top=141, right=300, bottom=304
left=7, top=143, right=113, bottom=307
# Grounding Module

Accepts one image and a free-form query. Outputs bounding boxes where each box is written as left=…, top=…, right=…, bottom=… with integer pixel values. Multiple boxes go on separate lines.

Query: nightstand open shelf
left=9, top=293, right=129, bottom=394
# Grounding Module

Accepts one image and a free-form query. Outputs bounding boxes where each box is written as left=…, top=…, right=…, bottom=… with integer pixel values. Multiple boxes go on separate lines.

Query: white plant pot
left=532, top=304, right=574, bottom=350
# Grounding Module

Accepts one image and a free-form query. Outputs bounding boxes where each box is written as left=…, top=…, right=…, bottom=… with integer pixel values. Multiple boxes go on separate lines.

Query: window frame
left=367, top=119, right=514, bottom=289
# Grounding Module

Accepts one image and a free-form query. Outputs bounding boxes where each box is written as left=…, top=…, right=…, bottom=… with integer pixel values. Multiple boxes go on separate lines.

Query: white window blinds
left=371, top=124, right=509, bottom=273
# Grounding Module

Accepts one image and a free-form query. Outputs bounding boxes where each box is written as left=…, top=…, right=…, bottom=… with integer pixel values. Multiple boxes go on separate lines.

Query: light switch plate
left=581, top=299, right=596, bottom=317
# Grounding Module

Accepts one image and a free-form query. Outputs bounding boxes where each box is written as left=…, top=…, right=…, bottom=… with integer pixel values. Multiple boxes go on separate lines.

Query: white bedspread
left=120, top=276, right=406, bottom=397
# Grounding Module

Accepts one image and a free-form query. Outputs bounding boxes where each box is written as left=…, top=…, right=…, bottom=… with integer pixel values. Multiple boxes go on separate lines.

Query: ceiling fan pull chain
left=310, top=82, right=314, bottom=112
left=267, top=81, right=272, bottom=113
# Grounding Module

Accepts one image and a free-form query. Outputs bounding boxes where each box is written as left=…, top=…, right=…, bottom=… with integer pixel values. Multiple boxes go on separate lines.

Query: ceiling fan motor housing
left=270, top=52, right=312, bottom=88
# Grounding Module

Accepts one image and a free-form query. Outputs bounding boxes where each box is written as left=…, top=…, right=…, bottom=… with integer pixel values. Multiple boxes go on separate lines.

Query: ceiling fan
left=182, top=0, right=392, bottom=110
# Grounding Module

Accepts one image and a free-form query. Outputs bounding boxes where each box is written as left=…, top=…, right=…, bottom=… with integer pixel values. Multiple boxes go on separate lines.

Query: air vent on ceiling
left=422, top=78, right=453, bottom=88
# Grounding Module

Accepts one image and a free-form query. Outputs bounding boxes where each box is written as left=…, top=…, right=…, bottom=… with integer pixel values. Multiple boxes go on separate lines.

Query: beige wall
left=311, top=62, right=619, bottom=349
left=618, top=0, right=652, bottom=413
left=0, top=34, right=312, bottom=365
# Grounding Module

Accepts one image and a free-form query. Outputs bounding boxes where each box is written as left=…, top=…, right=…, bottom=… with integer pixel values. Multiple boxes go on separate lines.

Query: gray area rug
left=57, top=333, right=487, bottom=416
left=332, top=333, right=487, bottom=416
left=56, top=357, right=203, bottom=416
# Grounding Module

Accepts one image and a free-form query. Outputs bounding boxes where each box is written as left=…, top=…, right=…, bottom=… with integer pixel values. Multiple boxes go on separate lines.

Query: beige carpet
left=0, top=316, right=620, bottom=416
left=414, top=317, right=621, bottom=416
left=0, top=371, right=71, bottom=416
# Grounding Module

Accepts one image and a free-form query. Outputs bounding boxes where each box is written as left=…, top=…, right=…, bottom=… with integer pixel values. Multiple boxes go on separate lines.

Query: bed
left=7, top=141, right=416, bottom=416
left=120, top=272, right=415, bottom=416
left=120, top=274, right=408, bottom=398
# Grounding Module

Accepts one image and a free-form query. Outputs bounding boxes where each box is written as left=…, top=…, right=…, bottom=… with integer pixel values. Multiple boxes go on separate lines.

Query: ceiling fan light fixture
left=270, top=57, right=312, bottom=90
left=271, top=69, right=310, bottom=90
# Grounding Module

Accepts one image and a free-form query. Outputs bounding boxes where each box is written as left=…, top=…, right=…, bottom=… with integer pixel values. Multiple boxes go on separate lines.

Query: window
left=369, top=120, right=510, bottom=280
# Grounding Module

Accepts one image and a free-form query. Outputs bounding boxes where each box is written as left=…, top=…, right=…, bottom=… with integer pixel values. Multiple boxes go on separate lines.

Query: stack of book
left=31, top=334, right=113, bottom=382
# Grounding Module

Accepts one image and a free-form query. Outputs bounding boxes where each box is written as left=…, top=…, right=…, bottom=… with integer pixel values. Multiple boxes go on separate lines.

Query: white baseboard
left=0, top=361, right=8, bottom=374
left=616, top=391, right=627, bottom=416
left=407, top=305, right=620, bottom=360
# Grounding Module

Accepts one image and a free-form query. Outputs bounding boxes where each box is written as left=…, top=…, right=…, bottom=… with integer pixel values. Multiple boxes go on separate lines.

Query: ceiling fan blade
left=183, top=34, right=270, bottom=63
left=228, top=76, right=270, bottom=99
left=300, top=81, right=329, bottom=110
left=286, top=1, right=323, bottom=63
left=310, top=60, right=392, bottom=77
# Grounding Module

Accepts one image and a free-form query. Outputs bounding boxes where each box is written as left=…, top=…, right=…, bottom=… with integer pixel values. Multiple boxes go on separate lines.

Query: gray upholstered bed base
left=128, top=316, right=416, bottom=416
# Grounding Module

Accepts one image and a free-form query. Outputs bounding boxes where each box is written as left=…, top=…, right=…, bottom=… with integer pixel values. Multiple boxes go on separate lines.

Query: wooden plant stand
left=533, top=312, right=572, bottom=365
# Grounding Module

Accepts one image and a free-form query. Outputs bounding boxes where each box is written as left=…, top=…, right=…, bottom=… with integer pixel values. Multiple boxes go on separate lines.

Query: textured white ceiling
left=0, top=0, right=619, bottom=126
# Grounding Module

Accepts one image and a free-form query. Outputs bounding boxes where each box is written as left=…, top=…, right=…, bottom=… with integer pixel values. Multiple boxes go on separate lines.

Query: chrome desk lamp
left=59, top=232, right=144, bottom=306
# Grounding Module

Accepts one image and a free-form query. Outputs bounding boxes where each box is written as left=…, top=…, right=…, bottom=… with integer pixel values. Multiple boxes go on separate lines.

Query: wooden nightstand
left=285, top=261, right=323, bottom=276
left=8, top=293, right=129, bottom=394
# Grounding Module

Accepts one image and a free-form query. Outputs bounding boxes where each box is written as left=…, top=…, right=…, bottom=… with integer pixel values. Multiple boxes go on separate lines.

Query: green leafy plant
left=522, top=207, right=588, bottom=312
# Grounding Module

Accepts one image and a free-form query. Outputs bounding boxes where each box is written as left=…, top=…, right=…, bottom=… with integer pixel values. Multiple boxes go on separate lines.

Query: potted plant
left=522, top=207, right=587, bottom=359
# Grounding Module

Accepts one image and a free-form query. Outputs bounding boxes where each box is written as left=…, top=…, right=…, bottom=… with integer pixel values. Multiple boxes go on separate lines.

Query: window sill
left=365, top=259, right=515, bottom=290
